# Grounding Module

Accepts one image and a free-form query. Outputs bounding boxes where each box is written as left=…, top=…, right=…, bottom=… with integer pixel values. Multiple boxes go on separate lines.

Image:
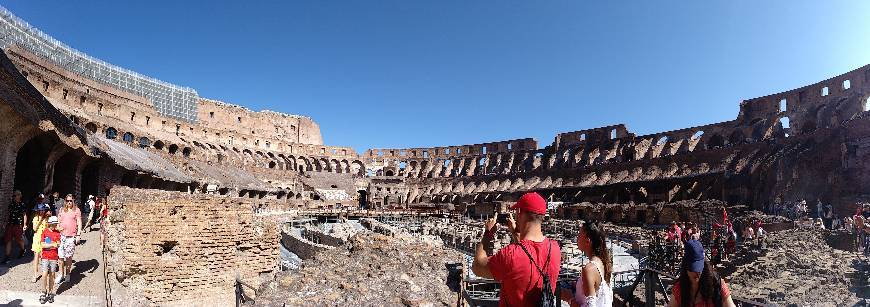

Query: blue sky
left=5, top=1, right=870, bottom=152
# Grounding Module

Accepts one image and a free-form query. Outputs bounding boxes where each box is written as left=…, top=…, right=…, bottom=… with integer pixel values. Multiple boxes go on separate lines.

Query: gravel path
left=0, top=225, right=105, bottom=306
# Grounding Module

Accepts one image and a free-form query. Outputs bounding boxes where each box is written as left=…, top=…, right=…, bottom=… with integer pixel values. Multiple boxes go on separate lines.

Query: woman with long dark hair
left=668, top=240, right=736, bottom=307
left=561, top=220, right=613, bottom=306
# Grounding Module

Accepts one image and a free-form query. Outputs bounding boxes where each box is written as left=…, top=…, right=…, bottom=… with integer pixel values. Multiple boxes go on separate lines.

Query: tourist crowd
left=2, top=190, right=106, bottom=304
left=470, top=192, right=737, bottom=307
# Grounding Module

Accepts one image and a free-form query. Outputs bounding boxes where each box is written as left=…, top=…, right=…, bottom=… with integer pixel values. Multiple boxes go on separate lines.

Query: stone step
left=0, top=290, right=103, bottom=307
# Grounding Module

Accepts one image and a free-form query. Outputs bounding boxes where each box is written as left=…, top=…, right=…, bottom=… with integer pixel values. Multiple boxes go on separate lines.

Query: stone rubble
left=725, top=229, right=867, bottom=306
left=254, top=232, right=463, bottom=307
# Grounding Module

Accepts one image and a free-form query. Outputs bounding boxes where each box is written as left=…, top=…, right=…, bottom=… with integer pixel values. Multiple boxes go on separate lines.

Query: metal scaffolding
left=0, top=6, right=199, bottom=122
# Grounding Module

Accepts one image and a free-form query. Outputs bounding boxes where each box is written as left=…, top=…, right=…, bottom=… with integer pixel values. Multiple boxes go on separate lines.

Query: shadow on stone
left=56, top=259, right=100, bottom=294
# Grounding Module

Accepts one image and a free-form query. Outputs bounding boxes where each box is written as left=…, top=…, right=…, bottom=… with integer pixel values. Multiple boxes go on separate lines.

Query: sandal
left=47, top=293, right=55, bottom=303
left=39, top=293, right=47, bottom=304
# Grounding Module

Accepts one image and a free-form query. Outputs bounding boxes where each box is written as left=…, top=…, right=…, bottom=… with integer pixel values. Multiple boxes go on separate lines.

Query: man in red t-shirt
left=472, top=192, right=562, bottom=306
left=40, top=216, right=62, bottom=304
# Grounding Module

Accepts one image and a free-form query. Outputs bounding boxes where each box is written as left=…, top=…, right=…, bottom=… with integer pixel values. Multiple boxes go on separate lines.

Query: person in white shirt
left=560, top=220, right=613, bottom=307
left=83, top=195, right=96, bottom=231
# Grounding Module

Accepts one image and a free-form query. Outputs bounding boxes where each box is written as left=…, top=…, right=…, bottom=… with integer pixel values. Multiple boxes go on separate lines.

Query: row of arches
left=374, top=119, right=793, bottom=182
left=409, top=158, right=726, bottom=203
left=78, top=120, right=367, bottom=178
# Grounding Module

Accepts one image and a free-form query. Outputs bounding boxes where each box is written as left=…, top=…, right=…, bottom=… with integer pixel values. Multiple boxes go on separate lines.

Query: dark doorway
left=52, top=151, right=81, bottom=199
left=14, top=133, right=59, bottom=205
left=358, top=190, right=368, bottom=209
left=77, top=160, right=98, bottom=199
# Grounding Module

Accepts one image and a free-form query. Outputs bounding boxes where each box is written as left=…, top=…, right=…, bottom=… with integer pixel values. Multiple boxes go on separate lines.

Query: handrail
left=101, top=219, right=112, bottom=307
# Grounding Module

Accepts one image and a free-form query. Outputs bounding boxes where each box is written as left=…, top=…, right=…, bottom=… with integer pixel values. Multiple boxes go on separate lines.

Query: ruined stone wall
left=359, top=218, right=401, bottom=236
left=280, top=230, right=335, bottom=260
left=104, top=187, right=279, bottom=306
left=359, top=65, right=870, bottom=217
left=4, top=47, right=364, bottom=197
left=198, top=98, right=322, bottom=146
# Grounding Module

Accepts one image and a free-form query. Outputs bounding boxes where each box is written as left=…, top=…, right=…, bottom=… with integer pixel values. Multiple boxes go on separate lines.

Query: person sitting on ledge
left=472, top=192, right=562, bottom=306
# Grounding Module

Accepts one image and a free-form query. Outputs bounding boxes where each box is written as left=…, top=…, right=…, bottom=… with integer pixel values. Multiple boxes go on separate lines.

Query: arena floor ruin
left=0, top=6, right=868, bottom=307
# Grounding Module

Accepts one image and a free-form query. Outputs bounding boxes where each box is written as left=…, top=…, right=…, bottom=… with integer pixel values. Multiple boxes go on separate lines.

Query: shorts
left=58, top=236, right=76, bottom=259
left=40, top=259, right=58, bottom=273
left=3, top=224, right=23, bottom=242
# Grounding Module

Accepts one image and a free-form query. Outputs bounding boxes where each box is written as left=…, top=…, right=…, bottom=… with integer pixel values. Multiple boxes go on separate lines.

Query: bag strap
left=516, top=238, right=552, bottom=278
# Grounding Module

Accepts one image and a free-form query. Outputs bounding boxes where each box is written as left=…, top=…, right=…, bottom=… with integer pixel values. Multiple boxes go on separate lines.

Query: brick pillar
left=0, top=147, right=15, bottom=229
left=72, top=156, right=91, bottom=206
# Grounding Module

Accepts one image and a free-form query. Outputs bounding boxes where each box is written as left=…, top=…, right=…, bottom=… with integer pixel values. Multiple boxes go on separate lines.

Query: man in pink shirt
left=56, top=194, right=81, bottom=285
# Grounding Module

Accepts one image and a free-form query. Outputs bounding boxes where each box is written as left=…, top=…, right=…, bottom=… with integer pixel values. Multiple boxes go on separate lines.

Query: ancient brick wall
left=280, top=228, right=335, bottom=259
left=104, top=187, right=279, bottom=306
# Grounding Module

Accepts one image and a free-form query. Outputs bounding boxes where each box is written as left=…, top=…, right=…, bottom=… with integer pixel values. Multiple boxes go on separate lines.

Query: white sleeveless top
left=574, top=260, right=614, bottom=307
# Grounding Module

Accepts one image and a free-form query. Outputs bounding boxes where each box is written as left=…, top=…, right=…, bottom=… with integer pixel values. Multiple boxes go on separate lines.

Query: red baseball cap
left=510, top=192, right=547, bottom=215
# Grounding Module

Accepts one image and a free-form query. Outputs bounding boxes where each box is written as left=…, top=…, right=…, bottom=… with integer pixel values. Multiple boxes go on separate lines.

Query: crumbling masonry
left=0, top=6, right=869, bottom=304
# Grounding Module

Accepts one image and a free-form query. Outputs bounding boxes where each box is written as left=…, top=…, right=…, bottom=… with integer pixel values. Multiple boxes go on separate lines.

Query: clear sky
left=5, top=1, right=870, bottom=152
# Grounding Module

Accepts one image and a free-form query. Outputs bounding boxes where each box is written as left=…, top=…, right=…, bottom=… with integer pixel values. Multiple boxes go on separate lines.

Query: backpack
left=517, top=239, right=559, bottom=307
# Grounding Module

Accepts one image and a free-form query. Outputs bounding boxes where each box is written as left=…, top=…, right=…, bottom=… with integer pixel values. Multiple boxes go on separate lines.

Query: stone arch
left=297, top=156, right=312, bottom=172
left=498, top=179, right=512, bottom=191
left=105, top=127, right=118, bottom=139
left=122, top=132, right=135, bottom=143
left=707, top=133, right=725, bottom=148
left=728, top=130, right=746, bottom=145
left=319, top=158, right=331, bottom=172
left=138, top=137, right=151, bottom=148
left=487, top=180, right=500, bottom=192
left=351, top=160, right=365, bottom=176
left=84, top=122, right=98, bottom=134
left=330, top=159, right=342, bottom=173
left=751, top=121, right=769, bottom=141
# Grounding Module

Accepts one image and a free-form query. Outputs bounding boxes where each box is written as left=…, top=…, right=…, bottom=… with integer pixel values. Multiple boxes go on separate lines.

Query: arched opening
left=84, top=122, right=98, bottom=134
left=779, top=117, right=790, bottom=137
left=708, top=134, right=725, bottom=148
left=14, top=133, right=59, bottom=204
left=728, top=130, right=746, bottom=145
left=691, top=131, right=704, bottom=140
left=120, top=171, right=137, bottom=187
left=80, top=161, right=99, bottom=203
left=153, top=140, right=165, bottom=151
left=182, top=147, right=192, bottom=157
left=105, top=127, right=118, bottom=139
left=351, top=161, right=365, bottom=176
left=656, top=136, right=668, bottom=146
left=52, top=151, right=82, bottom=197
left=385, top=170, right=395, bottom=176
left=122, top=132, right=134, bottom=143
left=751, top=123, right=767, bottom=140
left=268, top=161, right=276, bottom=169
left=865, top=96, right=870, bottom=112
left=168, top=144, right=179, bottom=155
left=138, top=137, right=151, bottom=148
